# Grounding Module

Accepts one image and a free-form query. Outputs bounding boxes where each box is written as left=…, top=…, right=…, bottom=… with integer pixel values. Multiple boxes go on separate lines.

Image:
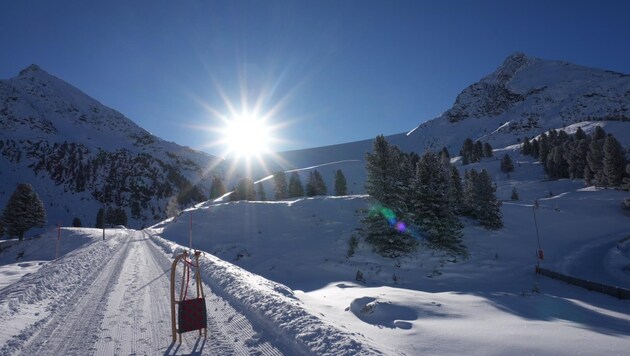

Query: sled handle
left=170, top=251, right=188, bottom=343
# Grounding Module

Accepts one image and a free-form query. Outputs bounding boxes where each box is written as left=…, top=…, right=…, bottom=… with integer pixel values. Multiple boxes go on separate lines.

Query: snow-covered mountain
left=0, top=65, right=223, bottom=228
left=240, top=53, right=630, bottom=185
left=405, top=52, right=630, bottom=152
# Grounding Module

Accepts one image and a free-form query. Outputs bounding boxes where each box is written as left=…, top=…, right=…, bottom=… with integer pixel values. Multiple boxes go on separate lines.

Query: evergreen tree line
left=1, top=139, right=208, bottom=222
left=363, top=135, right=502, bottom=257
left=95, top=206, right=128, bottom=228
left=459, top=138, right=494, bottom=165
left=521, top=126, right=629, bottom=188
left=225, top=169, right=348, bottom=202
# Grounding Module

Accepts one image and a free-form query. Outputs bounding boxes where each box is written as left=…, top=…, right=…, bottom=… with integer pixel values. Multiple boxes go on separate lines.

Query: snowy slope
left=1, top=139, right=629, bottom=354
left=153, top=130, right=630, bottom=354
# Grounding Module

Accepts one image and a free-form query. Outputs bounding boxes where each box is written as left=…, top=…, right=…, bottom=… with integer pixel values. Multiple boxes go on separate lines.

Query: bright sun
left=223, top=114, right=271, bottom=158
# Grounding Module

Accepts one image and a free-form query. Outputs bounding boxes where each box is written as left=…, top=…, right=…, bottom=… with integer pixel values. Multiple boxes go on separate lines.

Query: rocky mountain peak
left=483, top=52, right=534, bottom=85
left=18, top=64, right=44, bottom=77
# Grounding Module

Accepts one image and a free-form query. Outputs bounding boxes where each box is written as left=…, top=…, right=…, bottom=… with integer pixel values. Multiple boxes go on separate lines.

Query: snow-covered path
left=19, top=230, right=285, bottom=355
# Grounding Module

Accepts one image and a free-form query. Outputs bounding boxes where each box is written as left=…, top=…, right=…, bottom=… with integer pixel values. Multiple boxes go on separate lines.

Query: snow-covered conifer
left=500, top=154, right=514, bottom=173
left=2, top=183, right=47, bottom=240
left=483, top=142, right=493, bottom=157
left=306, top=170, right=327, bottom=196
left=273, top=171, right=288, bottom=200
left=235, top=178, right=256, bottom=201
left=521, top=137, right=532, bottom=155
left=363, top=135, right=416, bottom=256
left=288, top=172, right=305, bottom=198
left=603, top=135, right=627, bottom=187
left=473, top=141, right=483, bottom=162
left=460, top=138, right=474, bottom=165
left=334, top=169, right=348, bottom=196
left=475, top=170, right=503, bottom=230
left=257, top=183, right=266, bottom=201
left=586, top=139, right=605, bottom=186
left=411, top=152, right=464, bottom=252
left=209, top=176, right=226, bottom=199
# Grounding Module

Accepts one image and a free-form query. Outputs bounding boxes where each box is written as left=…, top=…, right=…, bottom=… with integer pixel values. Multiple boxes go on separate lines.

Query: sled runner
left=170, top=250, right=207, bottom=343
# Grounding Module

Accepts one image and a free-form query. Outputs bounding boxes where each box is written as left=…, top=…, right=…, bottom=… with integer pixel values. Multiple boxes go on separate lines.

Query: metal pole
left=56, top=223, right=61, bottom=259
left=189, top=212, right=192, bottom=250
left=102, top=201, right=105, bottom=241
left=532, top=204, right=542, bottom=266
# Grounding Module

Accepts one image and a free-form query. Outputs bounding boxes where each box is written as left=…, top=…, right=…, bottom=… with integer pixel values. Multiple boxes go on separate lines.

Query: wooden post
left=194, top=250, right=206, bottom=338
left=189, top=212, right=192, bottom=250
left=55, top=224, right=61, bottom=260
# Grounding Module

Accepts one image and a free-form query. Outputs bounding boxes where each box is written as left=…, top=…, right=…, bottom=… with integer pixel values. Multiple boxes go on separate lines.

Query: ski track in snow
left=9, top=231, right=285, bottom=355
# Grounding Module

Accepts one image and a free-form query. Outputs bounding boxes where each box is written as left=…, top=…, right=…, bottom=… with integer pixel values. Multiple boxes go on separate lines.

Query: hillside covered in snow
left=0, top=65, right=224, bottom=228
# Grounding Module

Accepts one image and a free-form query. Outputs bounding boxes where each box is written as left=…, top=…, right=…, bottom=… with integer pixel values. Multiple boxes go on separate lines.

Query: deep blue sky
left=1, top=0, right=629, bottom=157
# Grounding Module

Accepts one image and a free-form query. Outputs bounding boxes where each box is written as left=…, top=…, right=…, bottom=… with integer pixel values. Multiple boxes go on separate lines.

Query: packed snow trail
left=20, top=230, right=285, bottom=355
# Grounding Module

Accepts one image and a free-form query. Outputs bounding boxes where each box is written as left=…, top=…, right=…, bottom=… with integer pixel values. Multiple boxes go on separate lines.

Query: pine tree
left=306, top=170, right=327, bottom=196
left=273, top=171, right=288, bottom=200
left=500, top=154, right=514, bottom=173
left=411, top=152, right=464, bottom=252
left=547, top=146, right=568, bottom=179
left=565, top=139, right=589, bottom=179
left=96, top=208, right=105, bottom=228
left=450, top=166, right=464, bottom=214
left=73, top=217, right=82, bottom=227
left=538, top=134, right=550, bottom=164
left=483, top=142, right=493, bottom=157
left=460, top=138, right=474, bottom=165
left=473, top=141, right=483, bottom=162
left=234, top=178, right=256, bottom=201
left=363, top=135, right=416, bottom=256
left=229, top=187, right=238, bottom=202
left=105, top=207, right=127, bottom=226
left=2, top=184, right=47, bottom=240
left=603, top=135, right=627, bottom=187
left=575, top=127, right=587, bottom=141
left=257, top=183, right=266, bottom=201
left=521, top=137, right=532, bottom=155
left=623, top=164, right=630, bottom=190
left=510, top=187, right=519, bottom=201
left=209, top=176, right=226, bottom=199
left=586, top=139, right=605, bottom=186
left=475, top=170, right=503, bottom=229
left=334, top=169, right=348, bottom=196
left=531, top=139, right=540, bottom=158
left=440, top=147, right=450, bottom=164
left=592, top=126, right=606, bottom=141
left=288, top=172, right=305, bottom=198
left=463, top=169, right=502, bottom=229
left=0, top=219, right=4, bottom=238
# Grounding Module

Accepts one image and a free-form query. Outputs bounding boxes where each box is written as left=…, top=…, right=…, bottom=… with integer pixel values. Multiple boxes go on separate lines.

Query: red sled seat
left=177, top=297, right=207, bottom=334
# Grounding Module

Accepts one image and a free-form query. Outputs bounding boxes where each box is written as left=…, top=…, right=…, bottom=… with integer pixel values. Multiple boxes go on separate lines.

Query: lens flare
left=369, top=204, right=409, bottom=234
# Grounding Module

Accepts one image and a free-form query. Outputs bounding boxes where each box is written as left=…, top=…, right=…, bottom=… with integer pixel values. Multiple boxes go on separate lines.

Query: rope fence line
left=535, top=266, right=630, bottom=300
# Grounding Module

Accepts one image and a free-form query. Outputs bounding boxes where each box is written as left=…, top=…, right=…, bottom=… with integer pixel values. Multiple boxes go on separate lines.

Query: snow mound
left=349, top=296, right=417, bottom=329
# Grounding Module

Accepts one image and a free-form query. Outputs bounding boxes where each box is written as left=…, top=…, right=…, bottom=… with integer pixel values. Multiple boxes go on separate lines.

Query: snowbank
left=149, top=233, right=380, bottom=355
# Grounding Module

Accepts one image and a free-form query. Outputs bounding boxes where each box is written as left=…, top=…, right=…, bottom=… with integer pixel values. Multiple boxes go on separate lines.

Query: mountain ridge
left=2, top=53, right=629, bottom=230
left=0, top=64, right=223, bottom=229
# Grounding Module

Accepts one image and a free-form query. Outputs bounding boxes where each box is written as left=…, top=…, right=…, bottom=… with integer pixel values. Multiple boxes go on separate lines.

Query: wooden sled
left=170, top=250, right=207, bottom=343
